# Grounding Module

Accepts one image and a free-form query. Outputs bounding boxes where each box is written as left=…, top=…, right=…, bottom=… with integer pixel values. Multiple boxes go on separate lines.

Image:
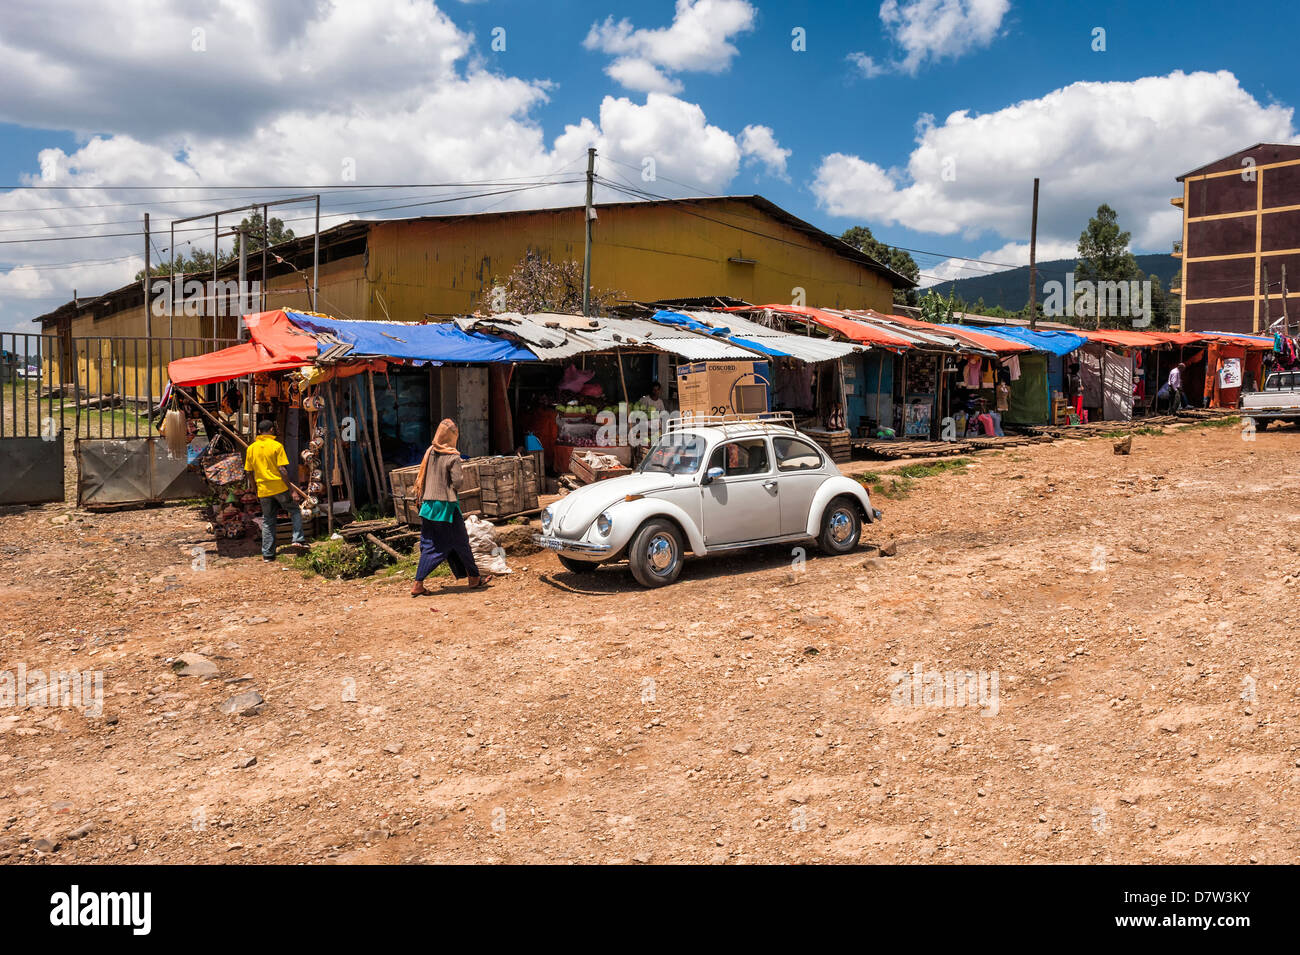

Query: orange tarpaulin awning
left=166, top=309, right=321, bottom=387
left=736, top=304, right=916, bottom=349
left=1074, top=328, right=1170, bottom=348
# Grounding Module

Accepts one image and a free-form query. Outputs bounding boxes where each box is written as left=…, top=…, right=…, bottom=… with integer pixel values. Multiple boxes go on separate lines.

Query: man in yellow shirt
left=244, top=420, right=305, bottom=561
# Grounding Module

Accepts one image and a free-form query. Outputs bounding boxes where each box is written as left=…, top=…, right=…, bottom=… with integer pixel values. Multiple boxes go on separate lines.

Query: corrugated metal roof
left=647, top=337, right=760, bottom=360
left=457, top=313, right=758, bottom=361
left=666, top=310, right=863, bottom=362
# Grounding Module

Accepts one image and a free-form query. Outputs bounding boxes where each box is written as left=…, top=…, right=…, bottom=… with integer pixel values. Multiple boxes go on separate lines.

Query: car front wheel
left=628, top=519, right=684, bottom=588
left=818, top=497, right=861, bottom=555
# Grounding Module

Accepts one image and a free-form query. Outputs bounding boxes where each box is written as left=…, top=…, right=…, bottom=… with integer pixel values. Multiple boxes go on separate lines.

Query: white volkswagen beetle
left=536, top=416, right=880, bottom=587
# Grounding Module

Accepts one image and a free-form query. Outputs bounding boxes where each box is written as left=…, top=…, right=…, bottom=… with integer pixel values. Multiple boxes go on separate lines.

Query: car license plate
left=538, top=537, right=564, bottom=551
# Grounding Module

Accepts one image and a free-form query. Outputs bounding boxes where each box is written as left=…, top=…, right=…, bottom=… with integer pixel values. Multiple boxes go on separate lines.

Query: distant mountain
left=926, top=253, right=1180, bottom=312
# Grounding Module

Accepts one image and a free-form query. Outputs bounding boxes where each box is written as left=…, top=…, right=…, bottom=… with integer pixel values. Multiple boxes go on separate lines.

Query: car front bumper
left=533, top=534, right=613, bottom=556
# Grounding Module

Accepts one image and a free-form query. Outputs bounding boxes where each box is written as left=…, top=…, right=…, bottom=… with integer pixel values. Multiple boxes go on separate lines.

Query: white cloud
left=847, top=53, right=887, bottom=79
left=0, top=2, right=777, bottom=334
left=739, top=125, right=792, bottom=180
left=812, top=70, right=1299, bottom=254
left=848, top=0, right=1009, bottom=78
left=558, top=93, right=743, bottom=195
left=0, top=0, right=470, bottom=139
left=585, top=0, right=756, bottom=93
left=605, top=59, right=683, bottom=95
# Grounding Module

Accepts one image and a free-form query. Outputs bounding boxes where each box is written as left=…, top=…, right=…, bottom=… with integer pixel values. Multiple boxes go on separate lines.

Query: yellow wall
left=42, top=199, right=899, bottom=391
left=49, top=302, right=238, bottom=397
left=358, top=200, right=896, bottom=320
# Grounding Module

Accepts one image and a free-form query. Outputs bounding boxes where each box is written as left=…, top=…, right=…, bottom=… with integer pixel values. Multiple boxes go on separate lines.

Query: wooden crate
left=803, top=428, right=852, bottom=464
left=475, top=455, right=539, bottom=518
left=390, top=456, right=535, bottom=522
left=389, top=465, right=421, bottom=526
left=571, top=450, right=632, bottom=484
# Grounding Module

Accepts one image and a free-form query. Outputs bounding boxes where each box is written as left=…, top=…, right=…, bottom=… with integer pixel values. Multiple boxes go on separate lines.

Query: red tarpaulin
left=166, top=310, right=321, bottom=387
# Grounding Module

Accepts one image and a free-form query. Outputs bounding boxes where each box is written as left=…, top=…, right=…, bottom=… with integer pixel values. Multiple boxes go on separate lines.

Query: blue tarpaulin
left=943, top=324, right=1086, bottom=356
left=650, top=309, right=789, bottom=358
left=285, top=312, right=536, bottom=364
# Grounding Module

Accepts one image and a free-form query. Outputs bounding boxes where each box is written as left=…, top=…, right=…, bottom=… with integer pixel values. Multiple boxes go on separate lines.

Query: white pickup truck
left=1242, top=370, right=1300, bottom=429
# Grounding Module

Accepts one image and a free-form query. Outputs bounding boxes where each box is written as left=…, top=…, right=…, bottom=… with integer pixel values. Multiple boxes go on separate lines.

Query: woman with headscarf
left=409, top=419, right=491, bottom=595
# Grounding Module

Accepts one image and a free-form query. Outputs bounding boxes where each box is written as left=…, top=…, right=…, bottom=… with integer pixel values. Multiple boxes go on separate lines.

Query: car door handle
left=763, top=481, right=777, bottom=490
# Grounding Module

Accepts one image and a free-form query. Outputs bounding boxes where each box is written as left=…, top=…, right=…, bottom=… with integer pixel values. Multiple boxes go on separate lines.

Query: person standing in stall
left=410, top=418, right=492, bottom=596
left=1065, top=362, right=1084, bottom=421
left=245, top=419, right=306, bottom=562
left=1161, top=362, right=1188, bottom=411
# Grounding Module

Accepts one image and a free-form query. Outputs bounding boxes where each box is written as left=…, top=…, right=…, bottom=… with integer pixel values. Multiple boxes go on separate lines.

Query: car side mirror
left=704, top=466, right=724, bottom=485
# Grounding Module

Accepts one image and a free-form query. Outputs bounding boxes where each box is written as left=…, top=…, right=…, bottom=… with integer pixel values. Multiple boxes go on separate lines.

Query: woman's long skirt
left=415, top=511, right=481, bottom=581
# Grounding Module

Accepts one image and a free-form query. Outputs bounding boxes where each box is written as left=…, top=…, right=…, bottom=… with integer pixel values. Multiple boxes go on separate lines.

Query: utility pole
left=1028, top=177, right=1040, bottom=330
left=582, top=147, right=596, bottom=317
left=1262, top=263, right=1271, bottom=335
left=261, top=205, right=269, bottom=313
left=143, top=213, right=152, bottom=417
left=213, top=216, right=220, bottom=349
left=238, top=229, right=249, bottom=342
left=1282, top=264, right=1291, bottom=337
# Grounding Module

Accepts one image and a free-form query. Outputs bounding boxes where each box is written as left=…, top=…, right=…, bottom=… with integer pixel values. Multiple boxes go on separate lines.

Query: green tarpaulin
left=1004, top=353, right=1049, bottom=425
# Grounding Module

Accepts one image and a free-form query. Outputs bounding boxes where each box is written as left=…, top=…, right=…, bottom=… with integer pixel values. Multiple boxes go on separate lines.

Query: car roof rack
left=665, top=410, right=797, bottom=435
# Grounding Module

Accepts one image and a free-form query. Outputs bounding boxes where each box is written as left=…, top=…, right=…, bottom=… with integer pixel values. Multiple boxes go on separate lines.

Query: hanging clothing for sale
left=1001, top=355, right=1021, bottom=381
left=964, top=357, right=981, bottom=388
left=995, top=381, right=1011, bottom=412
left=981, top=363, right=996, bottom=388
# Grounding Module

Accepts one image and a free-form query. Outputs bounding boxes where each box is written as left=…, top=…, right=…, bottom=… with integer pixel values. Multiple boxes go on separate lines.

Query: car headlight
left=541, top=506, right=553, bottom=532
left=596, top=511, right=613, bottom=536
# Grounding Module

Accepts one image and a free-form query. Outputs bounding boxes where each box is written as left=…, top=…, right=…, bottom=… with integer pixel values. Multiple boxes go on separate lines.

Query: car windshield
left=638, top=433, right=708, bottom=475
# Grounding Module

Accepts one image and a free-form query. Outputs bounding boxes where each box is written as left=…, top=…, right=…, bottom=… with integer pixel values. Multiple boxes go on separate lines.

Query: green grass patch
left=376, top=552, right=450, bottom=580
left=857, top=457, right=970, bottom=499
left=283, top=538, right=387, bottom=579
left=1187, top=415, right=1241, bottom=429
left=1098, top=426, right=1163, bottom=438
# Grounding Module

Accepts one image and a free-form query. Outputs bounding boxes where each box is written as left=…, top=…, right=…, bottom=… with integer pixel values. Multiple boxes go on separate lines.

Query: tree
left=918, top=289, right=954, bottom=325
left=135, top=249, right=219, bottom=280
left=1074, top=203, right=1144, bottom=329
left=1149, top=274, right=1177, bottom=329
left=133, top=212, right=296, bottom=280
left=232, top=212, right=295, bottom=258
left=841, top=225, right=920, bottom=305
left=1076, top=204, right=1140, bottom=283
left=493, top=253, right=624, bottom=315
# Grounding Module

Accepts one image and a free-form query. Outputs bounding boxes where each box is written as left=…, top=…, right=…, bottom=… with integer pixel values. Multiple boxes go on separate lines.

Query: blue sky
left=0, top=0, right=1296, bottom=333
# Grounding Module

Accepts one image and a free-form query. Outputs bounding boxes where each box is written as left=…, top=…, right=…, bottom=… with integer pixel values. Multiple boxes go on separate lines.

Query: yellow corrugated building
left=35, top=195, right=910, bottom=394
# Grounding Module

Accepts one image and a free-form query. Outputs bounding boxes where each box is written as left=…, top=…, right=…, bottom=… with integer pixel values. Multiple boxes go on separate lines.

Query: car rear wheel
left=557, top=554, right=600, bottom=574
left=818, top=497, right=861, bottom=555
left=628, top=519, right=684, bottom=588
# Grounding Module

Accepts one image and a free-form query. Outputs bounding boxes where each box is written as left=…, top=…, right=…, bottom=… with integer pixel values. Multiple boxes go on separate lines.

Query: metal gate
left=0, top=332, right=66, bottom=504
left=3, top=331, right=239, bottom=506
left=66, top=335, right=237, bottom=506
left=76, top=437, right=206, bottom=506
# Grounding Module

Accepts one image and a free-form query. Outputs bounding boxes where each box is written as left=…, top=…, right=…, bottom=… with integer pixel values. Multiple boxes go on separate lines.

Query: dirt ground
left=2, top=419, right=1298, bottom=864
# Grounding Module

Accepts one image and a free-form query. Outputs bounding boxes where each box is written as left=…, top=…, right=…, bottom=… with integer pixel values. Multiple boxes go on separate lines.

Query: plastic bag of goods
left=464, top=514, right=510, bottom=575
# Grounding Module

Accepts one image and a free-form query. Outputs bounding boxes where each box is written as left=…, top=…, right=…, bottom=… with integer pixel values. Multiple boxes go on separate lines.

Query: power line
left=0, top=179, right=584, bottom=247
left=0, top=174, right=593, bottom=191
